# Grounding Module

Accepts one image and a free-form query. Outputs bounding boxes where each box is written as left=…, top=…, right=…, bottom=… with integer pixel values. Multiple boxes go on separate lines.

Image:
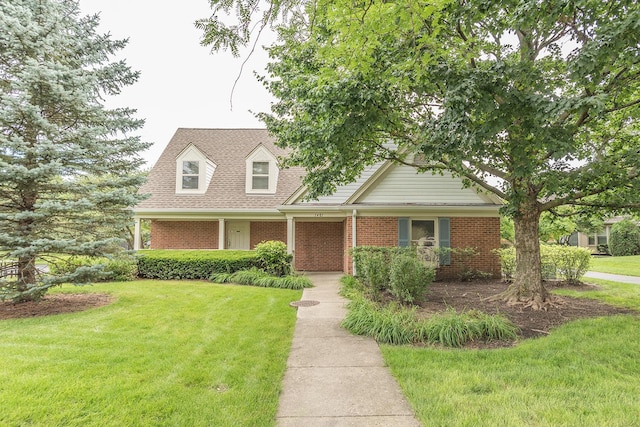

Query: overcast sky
left=79, top=1, right=273, bottom=167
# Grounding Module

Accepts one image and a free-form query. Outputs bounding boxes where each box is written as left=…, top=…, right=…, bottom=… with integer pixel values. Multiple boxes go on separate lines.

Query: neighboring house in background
left=133, top=128, right=503, bottom=278
left=569, top=216, right=635, bottom=254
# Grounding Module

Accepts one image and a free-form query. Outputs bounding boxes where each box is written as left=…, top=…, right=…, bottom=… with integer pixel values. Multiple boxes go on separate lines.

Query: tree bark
left=498, top=198, right=553, bottom=309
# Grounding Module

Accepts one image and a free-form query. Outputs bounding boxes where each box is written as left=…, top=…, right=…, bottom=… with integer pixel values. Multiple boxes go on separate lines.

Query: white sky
left=79, top=1, right=273, bottom=167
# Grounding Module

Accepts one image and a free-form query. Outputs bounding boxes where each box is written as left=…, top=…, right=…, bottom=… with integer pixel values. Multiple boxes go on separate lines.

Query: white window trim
left=245, top=145, right=279, bottom=194
left=409, top=218, right=439, bottom=248
left=175, top=145, right=215, bottom=195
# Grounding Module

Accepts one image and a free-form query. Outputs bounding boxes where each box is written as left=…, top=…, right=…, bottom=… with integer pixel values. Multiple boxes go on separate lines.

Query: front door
left=227, top=221, right=250, bottom=250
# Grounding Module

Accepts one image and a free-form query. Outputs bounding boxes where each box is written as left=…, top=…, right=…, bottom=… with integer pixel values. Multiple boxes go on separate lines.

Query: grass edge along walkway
left=589, top=254, right=640, bottom=277
left=382, top=278, right=640, bottom=426
left=0, top=280, right=301, bottom=427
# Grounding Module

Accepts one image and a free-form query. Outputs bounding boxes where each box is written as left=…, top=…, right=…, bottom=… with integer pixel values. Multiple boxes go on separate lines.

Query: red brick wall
left=295, top=221, right=344, bottom=271
left=437, top=217, right=501, bottom=279
left=344, top=216, right=399, bottom=274
left=150, top=221, right=218, bottom=249
left=250, top=221, right=287, bottom=248
left=343, top=216, right=500, bottom=278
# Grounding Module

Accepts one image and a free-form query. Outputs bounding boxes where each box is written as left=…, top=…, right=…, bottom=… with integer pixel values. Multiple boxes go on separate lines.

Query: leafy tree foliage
left=200, top=0, right=640, bottom=309
left=609, top=219, right=640, bottom=256
left=0, top=0, right=149, bottom=302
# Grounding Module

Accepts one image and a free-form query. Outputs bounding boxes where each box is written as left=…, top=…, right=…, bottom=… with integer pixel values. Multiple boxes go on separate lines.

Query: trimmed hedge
left=137, top=250, right=259, bottom=280
left=49, top=255, right=138, bottom=282
left=495, top=245, right=591, bottom=283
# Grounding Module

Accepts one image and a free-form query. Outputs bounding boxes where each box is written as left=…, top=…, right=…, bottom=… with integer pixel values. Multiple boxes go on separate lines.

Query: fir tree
left=0, top=0, right=149, bottom=302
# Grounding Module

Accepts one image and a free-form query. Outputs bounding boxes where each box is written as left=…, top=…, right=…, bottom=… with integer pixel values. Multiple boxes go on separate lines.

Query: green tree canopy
left=0, top=0, right=149, bottom=302
left=200, top=0, right=640, bottom=309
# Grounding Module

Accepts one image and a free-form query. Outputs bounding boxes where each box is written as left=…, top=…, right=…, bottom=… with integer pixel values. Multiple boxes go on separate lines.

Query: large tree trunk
left=496, top=199, right=554, bottom=310
left=14, top=254, right=43, bottom=303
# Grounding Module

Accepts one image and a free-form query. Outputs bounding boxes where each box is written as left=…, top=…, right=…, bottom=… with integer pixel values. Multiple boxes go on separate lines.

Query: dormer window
left=175, top=144, right=216, bottom=195
left=252, top=161, right=270, bottom=190
left=246, top=145, right=279, bottom=194
left=182, top=161, right=200, bottom=190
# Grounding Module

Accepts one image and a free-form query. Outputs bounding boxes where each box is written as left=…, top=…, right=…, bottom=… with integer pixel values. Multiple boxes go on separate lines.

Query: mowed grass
left=589, top=254, right=640, bottom=276
left=383, top=280, right=640, bottom=426
left=0, top=280, right=301, bottom=427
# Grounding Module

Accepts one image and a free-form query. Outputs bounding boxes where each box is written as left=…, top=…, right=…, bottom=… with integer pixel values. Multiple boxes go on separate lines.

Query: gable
left=354, top=164, right=498, bottom=205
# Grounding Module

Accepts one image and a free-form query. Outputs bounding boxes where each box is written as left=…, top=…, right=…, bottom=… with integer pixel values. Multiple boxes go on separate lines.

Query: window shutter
left=398, top=218, right=410, bottom=247
left=438, top=217, right=451, bottom=265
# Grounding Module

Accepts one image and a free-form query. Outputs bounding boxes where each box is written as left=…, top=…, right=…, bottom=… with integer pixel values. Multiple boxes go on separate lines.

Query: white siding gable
left=302, top=162, right=383, bottom=204
left=355, top=164, right=495, bottom=205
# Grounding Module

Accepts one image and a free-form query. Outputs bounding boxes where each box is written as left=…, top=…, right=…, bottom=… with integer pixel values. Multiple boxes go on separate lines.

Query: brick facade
left=150, top=221, right=219, bottom=249
left=149, top=216, right=501, bottom=278
left=295, top=221, right=344, bottom=271
left=250, top=221, right=287, bottom=248
left=343, top=216, right=500, bottom=278
left=437, top=217, right=501, bottom=279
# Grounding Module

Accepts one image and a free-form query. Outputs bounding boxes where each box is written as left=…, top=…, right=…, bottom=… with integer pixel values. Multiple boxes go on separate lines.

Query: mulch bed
left=0, top=293, right=114, bottom=320
left=418, top=279, right=636, bottom=347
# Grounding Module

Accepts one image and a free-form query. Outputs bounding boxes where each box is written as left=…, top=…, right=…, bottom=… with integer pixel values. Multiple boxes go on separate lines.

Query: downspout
left=352, top=209, right=357, bottom=275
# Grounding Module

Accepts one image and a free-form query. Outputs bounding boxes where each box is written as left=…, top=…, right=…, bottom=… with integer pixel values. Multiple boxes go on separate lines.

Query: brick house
left=133, top=128, right=503, bottom=278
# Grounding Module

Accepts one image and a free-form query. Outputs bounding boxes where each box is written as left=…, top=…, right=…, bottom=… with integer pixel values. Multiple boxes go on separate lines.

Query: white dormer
left=245, top=144, right=279, bottom=194
left=175, top=144, right=216, bottom=194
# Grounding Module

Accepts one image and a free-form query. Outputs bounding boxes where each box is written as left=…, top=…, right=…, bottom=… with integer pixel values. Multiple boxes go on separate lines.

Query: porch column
left=352, top=209, right=357, bottom=275
left=287, top=216, right=295, bottom=257
left=218, top=219, right=225, bottom=249
left=133, top=217, right=142, bottom=250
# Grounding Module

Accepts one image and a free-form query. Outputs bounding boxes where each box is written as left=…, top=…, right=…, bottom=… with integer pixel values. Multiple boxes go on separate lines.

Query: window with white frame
left=181, top=160, right=200, bottom=190
left=245, top=145, right=279, bottom=194
left=252, top=161, right=270, bottom=190
left=399, top=217, right=450, bottom=266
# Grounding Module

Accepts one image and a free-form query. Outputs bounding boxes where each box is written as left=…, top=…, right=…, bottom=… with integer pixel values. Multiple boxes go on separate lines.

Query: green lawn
left=589, top=255, right=640, bottom=277
left=383, top=280, right=640, bottom=426
left=0, top=280, right=301, bottom=427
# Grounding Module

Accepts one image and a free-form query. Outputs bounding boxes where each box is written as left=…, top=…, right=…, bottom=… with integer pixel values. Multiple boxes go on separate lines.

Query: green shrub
left=137, top=250, right=259, bottom=280
left=351, top=246, right=414, bottom=278
left=495, top=245, right=590, bottom=283
left=49, top=255, right=137, bottom=282
left=389, top=254, right=435, bottom=304
left=210, top=268, right=312, bottom=290
left=254, top=240, right=292, bottom=277
left=350, top=246, right=417, bottom=301
left=609, top=219, right=640, bottom=256
left=548, top=245, right=591, bottom=285
left=360, top=250, right=390, bottom=300
left=494, top=247, right=516, bottom=280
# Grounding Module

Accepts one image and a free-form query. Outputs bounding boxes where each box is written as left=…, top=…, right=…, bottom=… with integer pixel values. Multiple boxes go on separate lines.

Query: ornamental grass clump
left=210, top=268, right=312, bottom=290
left=341, top=297, right=418, bottom=345
left=417, top=308, right=518, bottom=347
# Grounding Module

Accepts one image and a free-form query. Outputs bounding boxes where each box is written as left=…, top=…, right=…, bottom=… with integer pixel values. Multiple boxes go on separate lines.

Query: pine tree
left=0, top=0, right=149, bottom=302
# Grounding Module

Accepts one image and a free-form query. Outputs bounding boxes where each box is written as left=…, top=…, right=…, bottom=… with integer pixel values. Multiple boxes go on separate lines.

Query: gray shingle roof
left=135, top=128, right=305, bottom=210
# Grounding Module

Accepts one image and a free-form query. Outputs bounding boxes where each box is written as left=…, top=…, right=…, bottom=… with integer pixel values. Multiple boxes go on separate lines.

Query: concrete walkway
left=584, top=271, right=640, bottom=285
left=275, top=273, right=422, bottom=427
